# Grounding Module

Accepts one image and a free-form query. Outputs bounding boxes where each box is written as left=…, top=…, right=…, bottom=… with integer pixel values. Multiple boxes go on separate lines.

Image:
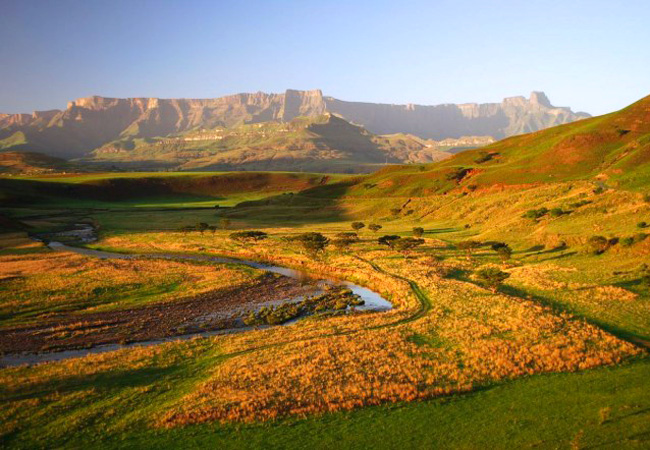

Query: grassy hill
left=352, top=94, right=650, bottom=196
left=84, top=114, right=453, bottom=173
left=0, top=151, right=72, bottom=175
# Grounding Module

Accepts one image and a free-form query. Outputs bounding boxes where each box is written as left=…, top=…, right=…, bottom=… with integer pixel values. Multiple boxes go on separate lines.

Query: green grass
left=2, top=351, right=647, bottom=449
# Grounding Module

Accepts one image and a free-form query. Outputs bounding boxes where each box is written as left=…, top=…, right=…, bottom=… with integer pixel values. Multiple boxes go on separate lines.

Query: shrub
left=491, top=242, right=512, bottom=262
left=229, top=231, right=268, bottom=242
left=219, top=218, right=231, bottom=230
left=378, top=235, right=401, bottom=248
left=549, top=208, right=565, bottom=218
left=474, top=151, right=498, bottom=164
left=634, top=232, right=648, bottom=243
left=351, top=222, right=365, bottom=231
left=593, top=186, right=605, bottom=195
left=412, top=227, right=424, bottom=238
left=620, top=237, right=635, bottom=247
left=587, top=235, right=609, bottom=254
left=446, top=167, right=470, bottom=183
left=522, top=208, right=549, bottom=220
left=637, top=221, right=647, bottom=229
left=368, top=223, right=382, bottom=233
left=389, top=208, right=401, bottom=216
left=569, top=200, right=591, bottom=208
left=473, top=266, right=510, bottom=293
left=292, top=233, right=330, bottom=256
left=392, top=237, right=424, bottom=253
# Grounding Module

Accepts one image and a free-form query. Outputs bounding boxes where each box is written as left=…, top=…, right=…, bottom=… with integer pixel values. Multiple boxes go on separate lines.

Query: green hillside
left=84, top=114, right=452, bottom=173
left=353, top=95, right=650, bottom=196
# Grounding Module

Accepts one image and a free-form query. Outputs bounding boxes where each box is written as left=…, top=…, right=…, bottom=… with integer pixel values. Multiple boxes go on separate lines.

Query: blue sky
left=1, top=0, right=648, bottom=115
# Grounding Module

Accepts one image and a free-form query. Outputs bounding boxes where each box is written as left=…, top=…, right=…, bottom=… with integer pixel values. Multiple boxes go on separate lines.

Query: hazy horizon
left=1, top=0, right=649, bottom=116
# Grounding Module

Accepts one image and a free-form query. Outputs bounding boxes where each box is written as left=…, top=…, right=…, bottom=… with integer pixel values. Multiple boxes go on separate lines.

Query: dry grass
left=0, top=249, right=257, bottom=327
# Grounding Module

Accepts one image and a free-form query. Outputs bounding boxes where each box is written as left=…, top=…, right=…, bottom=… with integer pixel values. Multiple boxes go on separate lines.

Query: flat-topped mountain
left=0, top=89, right=588, bottom=171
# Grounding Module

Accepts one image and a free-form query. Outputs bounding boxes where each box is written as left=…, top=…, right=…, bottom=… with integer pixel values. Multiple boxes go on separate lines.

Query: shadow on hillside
left=223, top=180, right=358, bottom=226
left=0, top=174, right=358, bottom=227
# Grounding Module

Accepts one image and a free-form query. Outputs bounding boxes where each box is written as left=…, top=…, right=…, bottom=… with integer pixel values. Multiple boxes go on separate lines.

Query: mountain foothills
left=0, top=89, right=587, bottom=172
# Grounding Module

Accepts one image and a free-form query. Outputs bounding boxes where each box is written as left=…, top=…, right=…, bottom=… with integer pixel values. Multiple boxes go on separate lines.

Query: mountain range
left=0, top=89, right=589, bottom=172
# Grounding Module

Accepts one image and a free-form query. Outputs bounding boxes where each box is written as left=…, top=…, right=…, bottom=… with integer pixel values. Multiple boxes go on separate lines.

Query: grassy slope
left=85, top=114, right=452, bottom=172
left=352, top=94, right=650, bottom=196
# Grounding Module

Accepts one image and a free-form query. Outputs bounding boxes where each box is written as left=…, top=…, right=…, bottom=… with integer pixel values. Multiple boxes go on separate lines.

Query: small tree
left=393, top=237, right=424, bottom=254
left=491, top=242, right=512, bottom=262
left=292, top=232, right=329, bottom=256
left=474, top=266, right=510, bottom=293
left=378, top=235, right=401, bottom=249
left=368, top=223, right=382, bottom=233
left=457, top=240, right=481, bottom=259
left=522, top=208, right=549, bottom=220
left=587, top=235, right=609, bottom=255
left=208, top=225, right=217, bottom=234
left=219, top=218, right=231, bottom=230
left=351, top=222, right=365, bottom=232
left=412, top=227, right=424, bottom=238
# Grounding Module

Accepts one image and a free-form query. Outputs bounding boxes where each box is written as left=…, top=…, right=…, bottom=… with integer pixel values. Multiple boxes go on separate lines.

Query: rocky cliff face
left=324, top=91, right=589, bottom=140
left=0, top=89, right=588, bottom=158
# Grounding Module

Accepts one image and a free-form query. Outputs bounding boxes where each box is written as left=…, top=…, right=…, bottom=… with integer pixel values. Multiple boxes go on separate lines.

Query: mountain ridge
left=0, top=89, right=588, bottom=160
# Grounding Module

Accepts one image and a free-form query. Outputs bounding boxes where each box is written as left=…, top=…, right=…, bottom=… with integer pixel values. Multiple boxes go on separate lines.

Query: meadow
left=0, top=170, right=649, bottom=448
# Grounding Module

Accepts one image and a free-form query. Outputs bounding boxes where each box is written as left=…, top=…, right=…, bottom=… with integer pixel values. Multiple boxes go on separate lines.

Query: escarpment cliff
left=0, top=89, right=588, bottom=159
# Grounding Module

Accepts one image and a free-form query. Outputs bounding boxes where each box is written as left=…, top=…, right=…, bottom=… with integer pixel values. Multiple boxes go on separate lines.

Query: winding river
left=0, top=241, right=392, bottom=368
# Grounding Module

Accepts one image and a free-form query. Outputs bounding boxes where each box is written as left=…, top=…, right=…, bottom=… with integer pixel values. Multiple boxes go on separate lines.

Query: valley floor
left=1, top=174, right=649, bottom=449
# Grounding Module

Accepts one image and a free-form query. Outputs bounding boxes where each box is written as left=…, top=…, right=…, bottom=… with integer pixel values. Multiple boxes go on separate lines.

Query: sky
left=1, top=0, right=648, bottom=116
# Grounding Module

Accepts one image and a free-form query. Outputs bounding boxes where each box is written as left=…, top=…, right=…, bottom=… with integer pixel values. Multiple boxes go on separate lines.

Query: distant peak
left=530, top=91, right=552, bottom=107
